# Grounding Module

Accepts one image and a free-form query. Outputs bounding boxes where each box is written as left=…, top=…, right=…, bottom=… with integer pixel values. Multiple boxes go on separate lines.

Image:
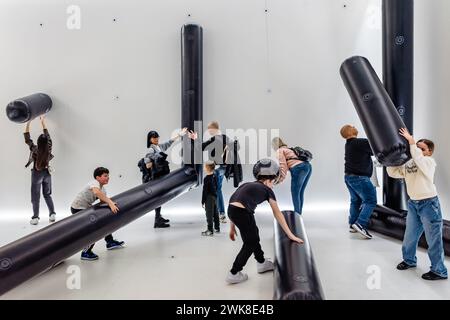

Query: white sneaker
left=30, top=218, right=39, bottom=225
left=49, top=214, right=56, bottom=223
left=349, top=225, right=357, bottom=233
left=257, top=259, right=274, bottom=273
left=226, top=271, right=248, bottom=284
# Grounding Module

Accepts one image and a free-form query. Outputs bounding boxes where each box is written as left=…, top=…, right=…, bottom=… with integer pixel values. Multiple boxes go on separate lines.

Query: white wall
left=0, top=0, right=448, bottom=219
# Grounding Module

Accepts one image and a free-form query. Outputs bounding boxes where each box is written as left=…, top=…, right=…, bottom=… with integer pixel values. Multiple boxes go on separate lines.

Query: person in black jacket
left=200, top=121, right=232, bottom=223
left=341, top=125, right=377, bottom=239
left=201, top=161, right=220, bottom=236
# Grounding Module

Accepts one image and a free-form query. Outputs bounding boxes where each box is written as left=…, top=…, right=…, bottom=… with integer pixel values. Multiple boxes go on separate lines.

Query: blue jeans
left=402, top=197, right=448, bottom=278
left=290, top=162, right=312, bottom=214
left=214, top=166, right=226, bottom=214
left=344, top=175, right=377, bottom=228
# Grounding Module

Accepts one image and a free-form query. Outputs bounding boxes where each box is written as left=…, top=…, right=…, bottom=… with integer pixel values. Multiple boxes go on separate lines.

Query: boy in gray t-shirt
left=70, top=167, right=124, bottom=261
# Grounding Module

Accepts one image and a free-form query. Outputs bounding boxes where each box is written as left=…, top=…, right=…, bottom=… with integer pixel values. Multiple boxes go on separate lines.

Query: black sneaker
left=215, top=228, right=220, bottom=233
left=154, top=221, right=170, bottom=228
left=81, top=251, right=99, bottom=261
left=106, top=240, right=125, bottom=250
left=159, top=217, right=170, bottom=223
left=421, top=271, right=448, bottom=281
left=351, top=223, right=373, bottom=239
left=201, top=230, right=213, bottom=236
left=396, top=261, right=416, bottom=270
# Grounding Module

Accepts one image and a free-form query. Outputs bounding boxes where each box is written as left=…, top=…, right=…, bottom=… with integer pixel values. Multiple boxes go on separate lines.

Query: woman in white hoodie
left=387, top=128, right=447, bottom=281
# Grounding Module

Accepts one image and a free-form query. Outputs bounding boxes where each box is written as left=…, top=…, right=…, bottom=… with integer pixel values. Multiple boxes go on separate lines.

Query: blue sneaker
left=106, top=240, right=125, bottom=250
left=81, top=251, right=99, bottom=261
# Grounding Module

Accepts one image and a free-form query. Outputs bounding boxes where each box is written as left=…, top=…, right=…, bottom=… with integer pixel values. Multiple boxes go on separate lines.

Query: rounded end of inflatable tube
left=6, top=101, right=31, bottom=123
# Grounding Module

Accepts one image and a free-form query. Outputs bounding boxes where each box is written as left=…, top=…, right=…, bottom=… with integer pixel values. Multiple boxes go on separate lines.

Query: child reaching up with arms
left=388, top=128, right=447, bottom=281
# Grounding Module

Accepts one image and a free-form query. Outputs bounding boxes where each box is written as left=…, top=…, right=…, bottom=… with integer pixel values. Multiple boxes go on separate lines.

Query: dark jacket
left=202, top=134, right=232, bottom=167
left=24, top=129, right=54, bottom=170
left=202, top=174, right=218, bottom=205
left=225, top=140, right=243, bottom=188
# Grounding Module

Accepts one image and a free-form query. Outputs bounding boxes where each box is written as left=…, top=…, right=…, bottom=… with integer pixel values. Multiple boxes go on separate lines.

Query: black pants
left=31, top=169, right=55, bottom=219
left=143, top=175, right=165, bottom=224
left=71, top=207, right=114, bottom=252
left=228, top=205, right=265, bottom=274
left=205, top=195, right=220, bottom=232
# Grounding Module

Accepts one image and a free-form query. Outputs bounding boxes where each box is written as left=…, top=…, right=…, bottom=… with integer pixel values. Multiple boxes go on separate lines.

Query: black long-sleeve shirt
left=344, top=138, right=373, bottom=177
left=202, top=174, right=218, bottom=205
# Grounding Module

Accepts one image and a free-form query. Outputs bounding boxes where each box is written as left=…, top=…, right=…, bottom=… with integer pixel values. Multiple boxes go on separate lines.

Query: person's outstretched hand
left=188, top=130, right=198, bottom=140
left=399, top=128, right=415, bottom=145
left=179, top=127, right=188, bottom=136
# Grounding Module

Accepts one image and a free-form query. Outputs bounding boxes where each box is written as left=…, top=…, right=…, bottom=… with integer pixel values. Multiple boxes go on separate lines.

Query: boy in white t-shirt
left=71, top=167, right=124, bottom=261
left=387, top=128, right=447, bottom=281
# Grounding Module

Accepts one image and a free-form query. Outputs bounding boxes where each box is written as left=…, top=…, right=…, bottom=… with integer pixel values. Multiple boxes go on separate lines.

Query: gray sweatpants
left=31, top=169, right=55, bottom=219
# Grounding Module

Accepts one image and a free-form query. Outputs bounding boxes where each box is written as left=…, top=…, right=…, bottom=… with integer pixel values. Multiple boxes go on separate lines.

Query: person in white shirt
left=387, top=128, right=448, bottom=280
left=71, top=167, right=124, bottom=261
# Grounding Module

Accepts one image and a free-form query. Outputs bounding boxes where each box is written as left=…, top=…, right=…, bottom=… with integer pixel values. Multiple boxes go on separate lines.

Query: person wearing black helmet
left=225, top=159, right=304, bottom=284
left=144, top=127, right=193, bottom=228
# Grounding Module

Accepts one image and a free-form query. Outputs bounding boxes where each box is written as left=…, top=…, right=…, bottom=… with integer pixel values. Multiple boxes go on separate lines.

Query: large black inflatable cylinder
left=382, top=0, right=414, bottom=212
left=340, top=56, right=410, bottom=167
left=273, top=211, right=324, bottom=300
left=6, top=93, right=52, bottom=123
left=181, top=24, right=203, bottom=185
left=0, top=168, right=198, bottom=296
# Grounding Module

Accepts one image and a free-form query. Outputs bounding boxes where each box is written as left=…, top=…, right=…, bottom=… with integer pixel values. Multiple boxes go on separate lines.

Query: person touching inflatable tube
left=6, top=93, right=52, bottom=123
left=340, top=56, right=411, bottom=167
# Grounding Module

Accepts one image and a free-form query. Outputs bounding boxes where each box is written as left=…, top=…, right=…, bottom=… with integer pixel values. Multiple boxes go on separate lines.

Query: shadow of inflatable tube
left=273, top=211, right=325, bottom=300
left=0, top=167, right=198, bottom=296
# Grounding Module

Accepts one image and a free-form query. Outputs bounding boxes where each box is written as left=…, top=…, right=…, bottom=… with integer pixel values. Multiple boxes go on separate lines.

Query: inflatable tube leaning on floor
left=371, top=205, right=450, bottom=257
left=340, top=56, right=411, bottom=167
left=273, top=211, right=325, bottom=300
left=6, top=93, right=52, bottom=123
left=0, top=167, right=198, bottom=296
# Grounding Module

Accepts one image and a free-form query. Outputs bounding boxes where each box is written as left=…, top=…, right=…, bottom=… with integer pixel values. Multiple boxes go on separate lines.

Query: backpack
left=137, top=158, right=151, bottom=183
left=289, top=146, right=313, bottom=162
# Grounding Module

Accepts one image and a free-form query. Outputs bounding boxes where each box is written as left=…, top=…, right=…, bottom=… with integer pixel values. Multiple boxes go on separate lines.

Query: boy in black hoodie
left=201, top=161, right=220, bottom=236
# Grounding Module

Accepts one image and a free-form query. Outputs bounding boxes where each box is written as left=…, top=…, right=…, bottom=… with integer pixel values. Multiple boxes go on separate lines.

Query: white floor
left=0, top=207, right=449, bottom=300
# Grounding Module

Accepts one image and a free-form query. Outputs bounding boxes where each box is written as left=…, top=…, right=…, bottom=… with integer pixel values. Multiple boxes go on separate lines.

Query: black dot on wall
left=40, top=23, right=43, bottom=27
left=343, top=4, right=347, bottom=8
left=188, top=14, right=191, bottom=17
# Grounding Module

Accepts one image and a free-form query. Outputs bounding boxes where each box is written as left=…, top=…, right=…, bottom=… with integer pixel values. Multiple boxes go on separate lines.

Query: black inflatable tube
left=0, top=167, right=198, bottom=296
left=6, top=93, right=52, bottom=123
left=273, top=211, right=324, bottom=300
left=370, top=206, right=450, bottom=256
left=340, top=56, right=411, bottom=167
left=382, top=0, right=414, bottom=212
left=181, top=24, right=203, bottom=184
